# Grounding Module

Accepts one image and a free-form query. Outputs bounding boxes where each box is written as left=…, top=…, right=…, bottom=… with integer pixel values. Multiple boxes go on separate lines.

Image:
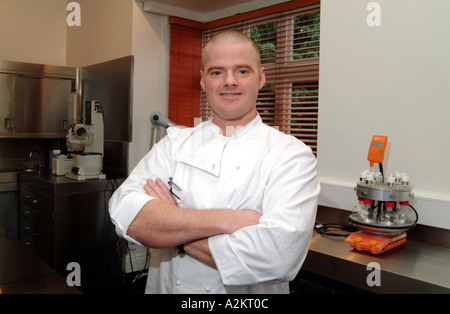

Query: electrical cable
left=314, top=223, right=357, bottom=237
left=378, top=162, right=384, bottom=179
left=409, top=204, right=419, bottom=224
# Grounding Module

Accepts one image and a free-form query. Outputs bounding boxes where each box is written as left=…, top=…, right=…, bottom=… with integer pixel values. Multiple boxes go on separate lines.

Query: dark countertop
left=0, top=226, right=81, bottom=294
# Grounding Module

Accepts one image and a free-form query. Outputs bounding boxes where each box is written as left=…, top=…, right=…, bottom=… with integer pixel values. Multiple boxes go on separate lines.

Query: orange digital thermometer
left=367, top=135, right=388, bottom=167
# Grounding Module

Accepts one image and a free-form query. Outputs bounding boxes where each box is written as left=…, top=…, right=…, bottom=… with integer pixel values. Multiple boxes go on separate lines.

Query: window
left=200, top=5, right=320, bottom=154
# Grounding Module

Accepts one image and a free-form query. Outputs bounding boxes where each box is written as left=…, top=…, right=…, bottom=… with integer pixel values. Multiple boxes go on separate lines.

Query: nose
left=224, top=70, right=237, bottom=86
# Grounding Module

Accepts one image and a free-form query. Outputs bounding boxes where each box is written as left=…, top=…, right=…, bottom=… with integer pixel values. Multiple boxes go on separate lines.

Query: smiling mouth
left=220, top=92, right=242, bottom=97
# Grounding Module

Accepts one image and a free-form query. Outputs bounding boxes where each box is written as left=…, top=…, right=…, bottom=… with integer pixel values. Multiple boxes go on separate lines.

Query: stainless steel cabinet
left=0, top=73, right=15, bottom=133
left=0, top=60, right=75, bottom=138
left=0, top=172, right=19, bottom=238
left=19, top=187, right=54, bottom=266
left=19, top=171, right=124, bottom=293
left=13, top=76, right=71, bottom=134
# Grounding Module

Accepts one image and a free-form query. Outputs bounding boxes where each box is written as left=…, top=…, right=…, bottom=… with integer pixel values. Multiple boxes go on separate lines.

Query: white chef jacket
left=108, top=114, right=320, bottom=294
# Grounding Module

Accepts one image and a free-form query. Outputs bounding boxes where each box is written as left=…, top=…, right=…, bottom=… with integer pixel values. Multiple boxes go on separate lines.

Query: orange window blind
left=168, top=24, right=202, bottom=127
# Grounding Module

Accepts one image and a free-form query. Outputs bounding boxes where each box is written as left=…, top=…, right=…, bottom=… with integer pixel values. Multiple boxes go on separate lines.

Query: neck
left=212, top=111, right=257, bottom=137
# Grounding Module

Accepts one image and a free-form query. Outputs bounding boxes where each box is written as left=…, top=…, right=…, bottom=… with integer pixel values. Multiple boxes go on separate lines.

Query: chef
left=108, top=30, right=320, bottom=294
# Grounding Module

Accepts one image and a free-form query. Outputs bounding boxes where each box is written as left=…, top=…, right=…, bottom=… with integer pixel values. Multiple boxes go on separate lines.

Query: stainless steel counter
left=19, top=169, right=123, bottom=197
left=303, top=206, right=450, bottom=294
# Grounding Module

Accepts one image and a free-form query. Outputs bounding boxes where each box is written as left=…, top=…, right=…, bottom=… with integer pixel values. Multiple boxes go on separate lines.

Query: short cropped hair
left=201, top=30, right=261, bottom=70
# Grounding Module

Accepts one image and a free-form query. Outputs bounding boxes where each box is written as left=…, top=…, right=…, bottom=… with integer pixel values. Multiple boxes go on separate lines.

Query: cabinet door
left=33, top=193, right=55, bottom=268
left=14, top=76, right=71, bottom=135
left=0, top=73, right=15, bottom=133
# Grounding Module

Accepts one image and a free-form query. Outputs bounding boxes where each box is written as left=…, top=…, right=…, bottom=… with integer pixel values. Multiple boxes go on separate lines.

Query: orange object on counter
left=345, top=232, right=406, bottom=254
left=367, top=135, right=388, bottom=167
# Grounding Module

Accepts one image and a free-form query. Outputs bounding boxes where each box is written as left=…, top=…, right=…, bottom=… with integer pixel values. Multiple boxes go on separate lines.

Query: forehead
left=202, top=42, right=260, bottom=70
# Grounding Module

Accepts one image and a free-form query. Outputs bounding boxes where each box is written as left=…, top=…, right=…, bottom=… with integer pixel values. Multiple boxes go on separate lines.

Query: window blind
left=168, top=24, right=202, bottom=127
left=201, top=4, right=320, bottom=154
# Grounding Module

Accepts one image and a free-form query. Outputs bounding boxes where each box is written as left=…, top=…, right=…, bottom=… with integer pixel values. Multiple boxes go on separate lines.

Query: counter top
left=303, top=229, right=450, bottom=293
left=0, top=227, right=81, bottom=294
left=19, top=169, right=124, bottom=196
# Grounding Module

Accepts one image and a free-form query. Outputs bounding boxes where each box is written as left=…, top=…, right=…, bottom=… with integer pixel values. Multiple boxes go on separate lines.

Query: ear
left=259, top=67, right=266, bottom=89
left=200, top=70, right=205, bottom=91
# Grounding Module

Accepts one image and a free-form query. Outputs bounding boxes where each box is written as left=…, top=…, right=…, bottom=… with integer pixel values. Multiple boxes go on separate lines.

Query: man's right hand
left=144, top=177, right=178, bottom=206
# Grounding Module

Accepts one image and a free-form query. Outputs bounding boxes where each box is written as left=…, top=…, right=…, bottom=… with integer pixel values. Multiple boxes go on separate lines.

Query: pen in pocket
left=168, top=177, right=181, bottom=199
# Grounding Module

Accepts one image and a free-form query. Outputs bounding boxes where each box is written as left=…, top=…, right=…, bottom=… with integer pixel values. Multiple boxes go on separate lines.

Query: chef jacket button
left=226, top=204, right=231, bottom=209
left=236, top=163, right=241, bottom=169
left=205, top=287, right=211, bottom=292
left=176, top=280, right=182, bottom=286
left=212, top=163, right=216, bottom=170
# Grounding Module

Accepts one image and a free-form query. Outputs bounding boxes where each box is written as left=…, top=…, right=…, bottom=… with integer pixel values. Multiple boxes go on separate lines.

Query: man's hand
left=144, top=177, right=178, bottom=206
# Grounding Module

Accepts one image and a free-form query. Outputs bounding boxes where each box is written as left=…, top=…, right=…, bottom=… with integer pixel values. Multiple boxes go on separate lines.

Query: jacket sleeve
left=108, top=130, right=175, bottom=245
left=208, top=138, right=320, bottom=285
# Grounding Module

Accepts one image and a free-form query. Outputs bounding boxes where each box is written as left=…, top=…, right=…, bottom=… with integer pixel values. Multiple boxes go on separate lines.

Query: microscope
left=53, top=99, right=105, bottom=180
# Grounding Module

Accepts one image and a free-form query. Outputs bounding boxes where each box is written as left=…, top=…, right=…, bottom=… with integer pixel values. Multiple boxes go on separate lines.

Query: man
left=108, top=30, right=320, bottom=294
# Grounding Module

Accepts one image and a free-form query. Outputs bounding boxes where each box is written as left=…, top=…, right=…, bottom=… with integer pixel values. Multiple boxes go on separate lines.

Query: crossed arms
left=126, top=177, right=262, bottom=268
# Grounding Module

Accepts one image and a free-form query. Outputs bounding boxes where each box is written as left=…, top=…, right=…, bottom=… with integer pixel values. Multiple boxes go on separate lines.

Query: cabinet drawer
left=21, top=194, right=40, bottom=209
left=20, top=218, right=34, bottom=236
left=20, top=206, right=35, bottom=221
left=19, top=233, right=35, bottom=250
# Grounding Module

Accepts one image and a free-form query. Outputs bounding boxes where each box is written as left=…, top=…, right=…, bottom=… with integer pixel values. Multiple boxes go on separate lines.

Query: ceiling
left=139, top=0, right=291, bottom=22
left=150, top=0, right=256, bottom=14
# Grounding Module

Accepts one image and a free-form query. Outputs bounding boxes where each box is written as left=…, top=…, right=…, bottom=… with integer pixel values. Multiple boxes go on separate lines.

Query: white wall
left=129, top=1, right=170, bottom=170
left=317, top=0, right=450, bottom=229
left=0, top=0, right=67, bottom=65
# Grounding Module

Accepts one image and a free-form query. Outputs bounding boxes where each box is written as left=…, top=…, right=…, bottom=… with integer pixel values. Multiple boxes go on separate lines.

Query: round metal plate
left=348, top=214, right=416, bottom=235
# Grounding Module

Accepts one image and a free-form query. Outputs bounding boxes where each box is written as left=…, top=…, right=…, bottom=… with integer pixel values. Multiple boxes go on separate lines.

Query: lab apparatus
left=345, top=135, right=418, bottom=254
left=52, top=98, right=106, bottom=180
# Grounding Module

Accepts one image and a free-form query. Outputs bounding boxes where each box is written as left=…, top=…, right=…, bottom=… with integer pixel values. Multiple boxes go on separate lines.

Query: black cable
left=314, top=223, right=357, bottom=237
left=409, top=204, right=419, bottom=224
left=378, top=162, right=384, bottom=179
